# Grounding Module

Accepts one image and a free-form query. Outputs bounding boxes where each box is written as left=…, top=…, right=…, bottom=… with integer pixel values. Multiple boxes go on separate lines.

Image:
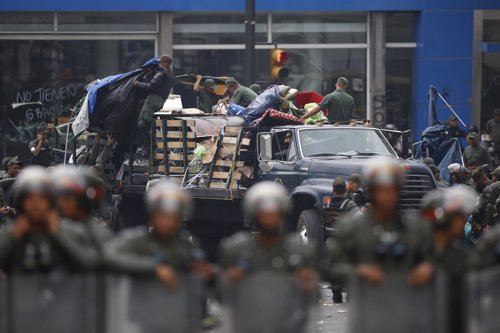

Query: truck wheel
left=297, top=209, right=325, bottom=245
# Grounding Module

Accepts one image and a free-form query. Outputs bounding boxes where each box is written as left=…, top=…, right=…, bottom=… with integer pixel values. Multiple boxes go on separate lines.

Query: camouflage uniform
left=105, top=227, right=197, bottom=274
left=322, top=211, right=433, bottom=284
left=0, top=220, right=101, bottom=272
left=219, top=232, right=316, bottom=273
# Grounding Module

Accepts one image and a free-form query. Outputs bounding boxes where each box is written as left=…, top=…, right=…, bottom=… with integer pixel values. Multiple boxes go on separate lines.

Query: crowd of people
left=0, top=157, right=498, bottom=332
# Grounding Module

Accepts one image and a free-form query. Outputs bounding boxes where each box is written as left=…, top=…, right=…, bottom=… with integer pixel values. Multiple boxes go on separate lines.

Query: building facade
left=1, top=0, right=500, bottom=144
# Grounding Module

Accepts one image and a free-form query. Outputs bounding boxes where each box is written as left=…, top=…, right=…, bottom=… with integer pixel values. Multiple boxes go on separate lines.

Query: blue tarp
left=87, top=57, right=159, bottom=115
left=243, top=86, right=281, bottom=125
left=415, top=123, right=463, bottom=183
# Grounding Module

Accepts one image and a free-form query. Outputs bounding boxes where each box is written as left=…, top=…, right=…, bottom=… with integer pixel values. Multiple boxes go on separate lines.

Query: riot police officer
left=0, top=166, right=98, bottom=272
left=323, top=158, right=434, bottom=287
left=104, top=180, right=213, bottom=287
left=219, top=181, right=317, bottom=291
left=421, top=186, right=476, bottom=333
left=50, top=165, right=112, bottom=266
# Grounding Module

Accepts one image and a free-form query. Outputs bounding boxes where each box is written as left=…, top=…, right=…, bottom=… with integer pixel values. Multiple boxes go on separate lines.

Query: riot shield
left=105, top=274, right=203, bottom=333
left=467, top=266, right=500, bottom=333
left=220, top=271, right=318, bottom=333
left=2, top=271, right=97, bottom=333
left=349, top=271, right=447, bottom=333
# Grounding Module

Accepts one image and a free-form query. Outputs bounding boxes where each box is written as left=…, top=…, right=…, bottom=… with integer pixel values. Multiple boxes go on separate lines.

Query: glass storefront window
left=173, top=48, right=366, bottom=118
left=58, top=12, right=157, bottom=32
left=481, top=52, right=500, bottom=128
left=386, top=12, right=418, bottom=43
left=0, top=13, right=54, bottom=32
left=0, top=40, right=154, bottom=160
left=484, top=19, right=500, bottom=42
left=272, top=12, right=367, bottom=44
left=385, top=48, right=414, bottom=130
left=173, top=14, right=268, bottom=44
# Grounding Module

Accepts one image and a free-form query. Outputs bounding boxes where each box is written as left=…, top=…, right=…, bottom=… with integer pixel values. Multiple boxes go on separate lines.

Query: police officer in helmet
left=323, top=158, right=434, bottom=287
left=105, top=180, right=213, bottom=287
left=220, top=181, right=317, bottom=291
left=0, top=167, right=98, bottom=272
left=421, top=186, right=476, bottom=333
left=50, top=165, right=112, bottom=265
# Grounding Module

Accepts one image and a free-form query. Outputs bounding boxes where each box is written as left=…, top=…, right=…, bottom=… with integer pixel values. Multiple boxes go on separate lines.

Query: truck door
left=256, top=130, right=301, bottom=191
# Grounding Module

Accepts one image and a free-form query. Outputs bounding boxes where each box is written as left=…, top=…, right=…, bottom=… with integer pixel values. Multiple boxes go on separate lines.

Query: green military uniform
left=230, top=86, right=258, bottom=108
left=196, top=89, right=220, bottom=114
left=104, top=227, right=196, bottom=274
left=463, top=144, right=491, bottom=166
left=0, top=221, right=100, bottom=272
left=219, top=232, right=316, bottom=273
left=469, top=224, right=500, bottom=269
left=433, top=241, right=470, bottom=333
left=319, top=89, right=355, bottom=124
left=322, top=211, right=433, bottom=284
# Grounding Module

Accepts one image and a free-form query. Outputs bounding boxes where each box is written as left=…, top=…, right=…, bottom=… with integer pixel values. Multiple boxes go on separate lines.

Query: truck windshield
left=298, top=128, right=396, bottom=158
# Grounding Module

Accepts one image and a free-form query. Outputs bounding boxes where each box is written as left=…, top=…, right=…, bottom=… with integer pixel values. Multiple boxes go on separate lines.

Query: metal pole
left=244, top=0, right=256, bottom=85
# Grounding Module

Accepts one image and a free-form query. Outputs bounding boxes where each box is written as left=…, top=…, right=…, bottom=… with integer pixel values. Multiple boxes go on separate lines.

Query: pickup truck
left=120, top=118, right=436, bottom=259
left=255, top=125, right=436, bottom=244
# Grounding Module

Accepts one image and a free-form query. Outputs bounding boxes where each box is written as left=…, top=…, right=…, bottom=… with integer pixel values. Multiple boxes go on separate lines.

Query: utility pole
left=244, top=0, right=256, bottom=85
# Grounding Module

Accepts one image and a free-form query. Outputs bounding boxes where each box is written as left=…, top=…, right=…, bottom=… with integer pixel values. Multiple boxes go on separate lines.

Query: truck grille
left=398, top=174, right=434, bottom=211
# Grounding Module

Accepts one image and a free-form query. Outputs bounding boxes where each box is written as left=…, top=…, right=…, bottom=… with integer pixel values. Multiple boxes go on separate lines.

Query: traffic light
left=270, top=49, right=289, bottom=81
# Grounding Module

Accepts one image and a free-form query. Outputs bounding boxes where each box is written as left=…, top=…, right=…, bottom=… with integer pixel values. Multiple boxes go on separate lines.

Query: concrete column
left=368, top=12, right=386, bottom=127
left=471, top=10, right=484, bottom=130
left=158, top=12, right=173, bottom=57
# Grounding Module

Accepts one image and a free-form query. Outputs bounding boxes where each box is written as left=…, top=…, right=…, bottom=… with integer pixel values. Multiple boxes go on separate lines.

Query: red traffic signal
left=271, top=49, right=290, bottom=80
left=272, top=49, right=289, bottom=66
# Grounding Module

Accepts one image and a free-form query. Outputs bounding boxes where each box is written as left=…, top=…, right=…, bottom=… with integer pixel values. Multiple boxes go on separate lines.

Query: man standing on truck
left=135, top=54, right=174, bottom=158
left=301, top=77, right=355, bottom=124
left=193, top=75, right=220, bottom=113
left=224, top=78, right=258, bottom=108
left=322, top=158, right=434, bottom=293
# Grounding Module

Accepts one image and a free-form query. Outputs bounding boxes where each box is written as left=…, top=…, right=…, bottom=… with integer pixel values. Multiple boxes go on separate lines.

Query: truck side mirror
left=257, top=132, right=273, bottom=161
left=400, top=130, right=413, bottom=159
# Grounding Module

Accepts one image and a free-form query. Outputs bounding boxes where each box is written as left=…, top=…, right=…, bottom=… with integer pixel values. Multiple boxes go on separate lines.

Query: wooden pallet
left=207, top=126, right=252, bottom=190
left=155, top=118, right=197, bottom=177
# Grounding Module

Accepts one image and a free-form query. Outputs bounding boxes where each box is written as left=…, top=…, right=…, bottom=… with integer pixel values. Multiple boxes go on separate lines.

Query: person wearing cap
left=471, top=169, right=491, bottom=194
left=194, top=75, right=222, bottom=114
left=346, top=173, right=368, bottom=207
left=224, top=78, right=257, bottom=108
left=0, top=156, right=22, bottom=180
left=302, top=77, right=355, bottom=124
left=220, top=182, right=317, bottom=291
left=463, top=132, right=491, bottom=168
left=29, top=126, right=52, bottom=167
left=105, top=181, right=213, bottom=288
left=323, top=177, right=359, bottom=303
left=421, top=186, right=475, bottom=333
left=446, top=115, right=468, bottom=139
left=471, top=167, right=500, bottom=240
left=249, top=83, right=262, bottom=95
left=449, top=164, right=472, bottom=186
left=135, top=54, right=175, bottom=158
left=0, top=156, right=13, bottom=178
left=428, top=164, right=448, bottom=187
left=323, top=158, right=434, bottom=289
left=0, top=167, right=99, bottom=272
